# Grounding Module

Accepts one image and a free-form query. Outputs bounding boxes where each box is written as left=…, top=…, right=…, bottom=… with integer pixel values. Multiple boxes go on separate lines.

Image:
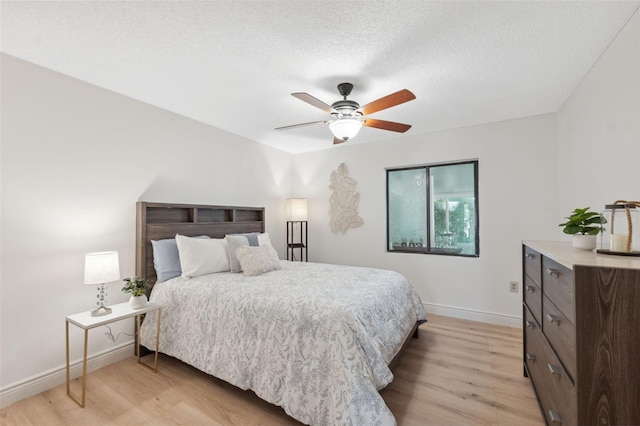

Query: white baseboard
left=0, top=341, right=134, bottom=409
left=424, top=302, right=521, bottom=328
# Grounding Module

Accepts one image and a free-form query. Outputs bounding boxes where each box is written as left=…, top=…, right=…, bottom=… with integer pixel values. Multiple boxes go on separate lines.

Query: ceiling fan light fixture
left=278, top=84, right=415, bottom=144
left=329, top=118, right=362, bottom=141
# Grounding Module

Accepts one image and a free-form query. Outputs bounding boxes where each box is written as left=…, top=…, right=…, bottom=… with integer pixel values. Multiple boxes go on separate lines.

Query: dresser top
left=523, top=240, right=640, bottom=270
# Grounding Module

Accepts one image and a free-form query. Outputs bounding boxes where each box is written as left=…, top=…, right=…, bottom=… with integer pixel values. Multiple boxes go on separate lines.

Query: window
left=386, top=160, right=479, bottom=256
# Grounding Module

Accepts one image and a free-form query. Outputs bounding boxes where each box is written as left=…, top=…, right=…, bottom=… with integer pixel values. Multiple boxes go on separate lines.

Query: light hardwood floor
left=0, top=314, right=543, bottom=425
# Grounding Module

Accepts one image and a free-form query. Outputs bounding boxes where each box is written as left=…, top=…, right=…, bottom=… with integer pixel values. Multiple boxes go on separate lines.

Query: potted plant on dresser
left=121, top=276, right=148, bottom=309
left=559, top=206, right=605, bottom=250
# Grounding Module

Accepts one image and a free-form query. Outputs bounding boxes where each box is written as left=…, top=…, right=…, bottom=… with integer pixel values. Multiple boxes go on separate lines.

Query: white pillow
left=151, top=235, right=210, bottom=283
left=257, top=232, right=272, bottom=247
left=236, top=245, right=281, bottom=276
left=224, top=234, right=250, bottom=273
left=175, top=234, right=230, bottom=278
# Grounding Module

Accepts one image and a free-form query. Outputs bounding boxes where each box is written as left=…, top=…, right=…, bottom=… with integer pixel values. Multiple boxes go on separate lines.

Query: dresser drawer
left=524, top=246, right=542, bottom=286
left=542, top=257, right=575, bottom=323
left=529, top=339, right=577, bottom=426
left=542, top=295, right=576, bottom=382
left=524, top=275, right=542, bottom=325
left=524, top=306, right=544, bottom=378
left=525, top=304, right=576, bottom=426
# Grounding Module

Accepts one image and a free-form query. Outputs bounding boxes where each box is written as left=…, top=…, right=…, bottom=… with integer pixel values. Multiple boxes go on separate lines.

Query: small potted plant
left=122, top=276, right=148, bottom=309
left=559, top=207, right=605, bottom=250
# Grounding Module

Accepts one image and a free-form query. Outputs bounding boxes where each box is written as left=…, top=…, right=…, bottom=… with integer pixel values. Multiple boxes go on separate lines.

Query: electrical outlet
left=509, top=281, right=519, bottom=293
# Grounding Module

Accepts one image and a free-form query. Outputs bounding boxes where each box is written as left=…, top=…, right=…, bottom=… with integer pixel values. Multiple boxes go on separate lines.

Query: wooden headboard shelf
left=136, top=201, right=265, bottom=290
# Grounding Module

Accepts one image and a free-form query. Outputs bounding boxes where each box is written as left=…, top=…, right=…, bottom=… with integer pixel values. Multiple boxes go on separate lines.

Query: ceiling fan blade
left=333, top=137, right=345, bottom=145
left=364, top=118, right=412, bottom=133
left=359, top=89, right=416, bottom=116
left=275, top=120, right=327, bottom=131
left=291, top=93, right=335, bottom=113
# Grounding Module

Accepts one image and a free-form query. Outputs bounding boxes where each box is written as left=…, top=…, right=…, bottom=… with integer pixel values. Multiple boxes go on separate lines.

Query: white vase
left=129, top=294, right=147, bottom=309
left=572, top=234, right=597, bottom=250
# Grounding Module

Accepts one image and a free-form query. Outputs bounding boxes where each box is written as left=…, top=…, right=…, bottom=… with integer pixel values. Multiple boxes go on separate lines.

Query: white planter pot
left=572, top=234, right=597, bottom=250
left=129, top=294, right=147, bottom=309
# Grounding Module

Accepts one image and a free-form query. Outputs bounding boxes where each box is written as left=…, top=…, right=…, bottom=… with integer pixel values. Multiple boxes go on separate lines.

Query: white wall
left=0, top=54, right=293, bottom=405
left=293, top=114, right=560, bottom=325
left=557, top=9, right=640, bottom=213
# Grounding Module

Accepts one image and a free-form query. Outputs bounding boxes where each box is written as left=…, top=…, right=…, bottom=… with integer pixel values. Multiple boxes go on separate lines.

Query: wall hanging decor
left=329, top=162, right=363, bottom=234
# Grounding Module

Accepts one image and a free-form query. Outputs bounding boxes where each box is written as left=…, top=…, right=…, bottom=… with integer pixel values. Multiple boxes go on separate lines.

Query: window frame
left=386, top=159, right=479, bottom=257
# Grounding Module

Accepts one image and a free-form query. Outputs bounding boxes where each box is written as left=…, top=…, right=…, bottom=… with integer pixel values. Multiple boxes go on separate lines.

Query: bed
left=136, top=202, right=427, bottom=425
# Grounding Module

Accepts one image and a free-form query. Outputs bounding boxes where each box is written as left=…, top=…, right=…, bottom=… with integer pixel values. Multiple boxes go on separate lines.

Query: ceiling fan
left=275, top=83, right=416, bottom=145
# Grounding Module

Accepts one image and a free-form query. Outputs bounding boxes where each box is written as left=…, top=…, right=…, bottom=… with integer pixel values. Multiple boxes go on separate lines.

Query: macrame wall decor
left=329, top=162, right=364, bottom=234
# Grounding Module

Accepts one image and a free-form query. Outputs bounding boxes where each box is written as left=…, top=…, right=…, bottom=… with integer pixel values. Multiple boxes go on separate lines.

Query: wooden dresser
left=522, top=240, right=640, bottom=425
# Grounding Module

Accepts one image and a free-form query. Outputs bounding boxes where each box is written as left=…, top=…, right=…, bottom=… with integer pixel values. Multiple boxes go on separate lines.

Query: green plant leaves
left=559, top=207, right=604, bottom=235
left=121, top=276, right=148, bottom=296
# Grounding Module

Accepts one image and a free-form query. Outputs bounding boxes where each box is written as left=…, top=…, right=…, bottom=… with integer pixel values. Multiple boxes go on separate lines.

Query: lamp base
left=90, top=305, right=112, bottom=317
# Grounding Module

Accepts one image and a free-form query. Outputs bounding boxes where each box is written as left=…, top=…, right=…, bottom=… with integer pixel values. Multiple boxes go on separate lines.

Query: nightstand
left=65, top=301, right=162, bottom=407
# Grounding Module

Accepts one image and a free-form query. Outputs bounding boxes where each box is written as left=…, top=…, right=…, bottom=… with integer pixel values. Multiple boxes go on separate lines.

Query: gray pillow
left=230, top=232, right=260, bottom=246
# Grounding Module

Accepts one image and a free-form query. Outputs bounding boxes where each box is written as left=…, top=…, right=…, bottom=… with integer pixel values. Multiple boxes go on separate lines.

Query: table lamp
left=84, top=251, right=120, bottom=316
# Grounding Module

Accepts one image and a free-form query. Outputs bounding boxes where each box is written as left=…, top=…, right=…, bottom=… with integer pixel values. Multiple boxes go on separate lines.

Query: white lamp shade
left=329, top=118, right=362, bottom=141
left=84, top=251, right=120, bottom=285
left=286, top=198, right=308, bottom=221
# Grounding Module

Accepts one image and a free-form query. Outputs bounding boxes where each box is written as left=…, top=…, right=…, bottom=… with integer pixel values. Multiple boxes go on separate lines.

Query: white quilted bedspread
left=140, top=261, right=426, bottom=425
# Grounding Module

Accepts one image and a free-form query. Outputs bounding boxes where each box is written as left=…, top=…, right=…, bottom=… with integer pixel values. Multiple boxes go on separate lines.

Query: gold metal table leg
left=66, top=322, right=88, bottom=407
left=136, top=308, right=161, bottom=372
left=65, top=321, right=70, bottom=398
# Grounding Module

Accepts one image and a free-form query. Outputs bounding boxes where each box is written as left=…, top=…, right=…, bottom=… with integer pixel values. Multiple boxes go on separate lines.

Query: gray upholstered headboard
left=135, top=201, right=265, bottom=293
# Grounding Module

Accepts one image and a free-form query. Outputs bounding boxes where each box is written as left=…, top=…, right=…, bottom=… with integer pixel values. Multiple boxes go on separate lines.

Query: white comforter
left=140, top=261, right=426, bottom=425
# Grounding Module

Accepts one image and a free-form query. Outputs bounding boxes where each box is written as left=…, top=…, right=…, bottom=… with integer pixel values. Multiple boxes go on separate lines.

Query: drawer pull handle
left=548, top=363, right=562, bottom=377
left=526, top=353, right=536, bottom=363
left=525, top=285, right=536, bottom=293
left=525, top=253, right=535, bottom=260
left=545, top=268, right=560, bottom=277
left=546, top=313, right=561, bottom=325
left=548, top=409, right=562, bottom=424
left=525, top=320, right=536, bottom=329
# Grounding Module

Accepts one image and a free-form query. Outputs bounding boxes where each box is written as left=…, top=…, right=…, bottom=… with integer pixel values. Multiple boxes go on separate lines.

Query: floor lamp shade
left=286, top=198, right=308, bottom=222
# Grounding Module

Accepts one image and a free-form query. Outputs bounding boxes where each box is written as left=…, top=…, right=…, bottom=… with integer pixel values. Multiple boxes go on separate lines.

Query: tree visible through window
left=386, top=160, right=479, bottom=257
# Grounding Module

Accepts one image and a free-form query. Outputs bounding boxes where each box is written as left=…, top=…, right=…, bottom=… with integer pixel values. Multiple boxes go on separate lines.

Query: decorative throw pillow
left=151, top=235, right=210, bottom=282
left=236, top=245, right=281, bottom=276
left=224, top=234, right=250, bottom=272
left=175, top=234, right=230, bottom=278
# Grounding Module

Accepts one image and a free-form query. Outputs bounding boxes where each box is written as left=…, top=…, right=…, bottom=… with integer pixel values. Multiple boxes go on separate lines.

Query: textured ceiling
left=2, top=1, right=639, bottom=153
